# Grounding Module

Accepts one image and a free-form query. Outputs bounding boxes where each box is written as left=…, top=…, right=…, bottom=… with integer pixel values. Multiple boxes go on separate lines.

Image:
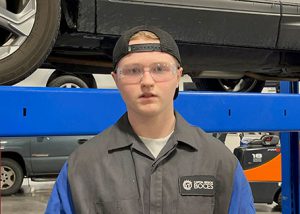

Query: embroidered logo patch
left=179, top=175, right=216, bottom=196
left=182, top=180, right=193, bottom=190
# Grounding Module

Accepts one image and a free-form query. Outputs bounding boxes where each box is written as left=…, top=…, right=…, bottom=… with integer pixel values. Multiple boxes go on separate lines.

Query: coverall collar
left=107, top=111, right=199, bottom=152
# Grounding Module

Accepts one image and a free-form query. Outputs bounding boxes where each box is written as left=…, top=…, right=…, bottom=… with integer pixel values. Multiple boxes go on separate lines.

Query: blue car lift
left=0, top=82, right=299, bottom=213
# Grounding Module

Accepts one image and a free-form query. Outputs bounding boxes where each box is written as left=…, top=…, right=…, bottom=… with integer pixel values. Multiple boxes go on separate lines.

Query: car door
left=96, top=0, right=280, bottom=48
left=277, top=0, right=300, bottom=50
left=30, top=136, right=93, bottom=175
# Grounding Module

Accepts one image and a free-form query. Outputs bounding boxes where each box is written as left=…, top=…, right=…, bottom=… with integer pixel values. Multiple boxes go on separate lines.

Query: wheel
left=193, top=77, right=265, bottom=92
left=276, top=191, right=282, bottom=209
left=0, top=0, right=61, bottom=85
left=1, top=158, right=24, bottom=195
left=47, top=75, right=90, bottom=88
left=79, top=74, right=98, bottom=88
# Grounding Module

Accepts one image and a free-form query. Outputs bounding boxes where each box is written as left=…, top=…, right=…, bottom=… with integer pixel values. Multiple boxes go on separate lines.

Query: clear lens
left=117, top=62, right=177, bottom=84
left=120, top=64, right=144, bottom=77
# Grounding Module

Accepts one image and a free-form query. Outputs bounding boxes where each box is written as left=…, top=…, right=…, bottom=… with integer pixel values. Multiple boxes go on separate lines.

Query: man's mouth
left=140, top=93, right=156, bottom=98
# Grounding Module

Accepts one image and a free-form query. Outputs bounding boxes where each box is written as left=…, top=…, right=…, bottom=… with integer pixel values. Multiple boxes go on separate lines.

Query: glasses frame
left=115, top=62, right=180, bottom=84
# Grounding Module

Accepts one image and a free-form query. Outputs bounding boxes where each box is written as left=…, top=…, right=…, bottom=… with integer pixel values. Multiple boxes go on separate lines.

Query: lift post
left=280, top=81, right=300, bottom=214
left=0, top=84, right=299, bottom=213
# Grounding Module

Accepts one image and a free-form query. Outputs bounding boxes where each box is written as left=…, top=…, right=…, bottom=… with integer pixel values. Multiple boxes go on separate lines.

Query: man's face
left=112, top=38, right=182, bottom=117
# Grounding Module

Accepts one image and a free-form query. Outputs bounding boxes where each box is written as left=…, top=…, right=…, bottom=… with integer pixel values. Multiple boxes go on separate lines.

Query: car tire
left=1, top=158, right=24, bottom=196
left=193, top=78, right=265, bottom=92
left=47, top=75, right=89, bottom=88
left=79, top=74, right=98, bottom=88
left=0, top=0, right=61, bottom=85
left=277, top=191, right=282, bottom=209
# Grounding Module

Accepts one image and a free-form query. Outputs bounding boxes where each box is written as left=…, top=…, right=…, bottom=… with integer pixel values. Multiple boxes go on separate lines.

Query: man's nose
left=140, top=70, right=155, bottom=85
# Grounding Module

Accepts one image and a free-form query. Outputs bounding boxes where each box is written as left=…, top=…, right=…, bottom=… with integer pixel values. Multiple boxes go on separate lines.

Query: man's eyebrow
left=121, top=63, right=142, bottom=67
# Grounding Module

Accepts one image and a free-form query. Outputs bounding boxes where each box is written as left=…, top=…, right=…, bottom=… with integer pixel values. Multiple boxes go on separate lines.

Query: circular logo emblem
left=183, top=180, right=193, bottom=190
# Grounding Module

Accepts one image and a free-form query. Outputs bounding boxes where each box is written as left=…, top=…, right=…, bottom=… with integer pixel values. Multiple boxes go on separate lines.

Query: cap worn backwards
left=112, top=25, right=181, bottom=70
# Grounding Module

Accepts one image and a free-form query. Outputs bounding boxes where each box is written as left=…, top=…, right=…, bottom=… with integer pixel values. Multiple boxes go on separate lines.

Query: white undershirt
left=139, top=131, right=174, bottom=158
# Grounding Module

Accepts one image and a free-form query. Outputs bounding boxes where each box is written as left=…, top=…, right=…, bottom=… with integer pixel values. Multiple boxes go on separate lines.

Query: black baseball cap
left=112, top=25, right=181, bottom=69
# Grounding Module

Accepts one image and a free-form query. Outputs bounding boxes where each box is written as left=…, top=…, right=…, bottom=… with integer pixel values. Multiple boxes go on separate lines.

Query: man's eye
left=153, top=64, right=168, bottom=73
left=124, top=67, right=141, bottom=75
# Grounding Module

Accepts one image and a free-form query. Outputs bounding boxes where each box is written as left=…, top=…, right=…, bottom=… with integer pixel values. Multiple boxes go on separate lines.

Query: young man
left=46, top=26, right=255, bottom=214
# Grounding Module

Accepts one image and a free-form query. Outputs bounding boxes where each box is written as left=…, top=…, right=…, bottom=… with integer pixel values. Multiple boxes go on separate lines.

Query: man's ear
left=112, top=71, right=121, bottom=89
left=177, top=67, right=183, bottom=81
left=111, top=71, right=118, bottom=84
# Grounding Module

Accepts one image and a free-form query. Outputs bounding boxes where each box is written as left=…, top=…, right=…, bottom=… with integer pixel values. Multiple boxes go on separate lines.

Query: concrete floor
left=1, top=179, right=52, bottom=214
left=1, top=179, right=281, bottom=214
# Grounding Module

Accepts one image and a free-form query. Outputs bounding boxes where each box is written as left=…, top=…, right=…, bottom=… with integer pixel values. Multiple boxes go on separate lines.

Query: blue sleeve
left=228, top=162, right=256, bottom=214
left=45, top=162, right=74, bottom=214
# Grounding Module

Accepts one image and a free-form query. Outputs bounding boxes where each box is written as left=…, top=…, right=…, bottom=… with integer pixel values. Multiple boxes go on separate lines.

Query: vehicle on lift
left=1, top=0, right=300, bottom=92
left=0, top=135, right=93, bottom=195
left=234, top=134, right=282, bottom=209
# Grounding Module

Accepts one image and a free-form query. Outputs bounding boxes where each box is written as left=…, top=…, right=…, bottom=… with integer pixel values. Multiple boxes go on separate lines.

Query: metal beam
left=1, top=86, right=300, bottom=136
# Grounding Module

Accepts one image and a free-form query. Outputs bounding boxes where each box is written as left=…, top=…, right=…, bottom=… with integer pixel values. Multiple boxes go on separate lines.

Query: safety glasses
left=116, top=62, right=179, bottom=84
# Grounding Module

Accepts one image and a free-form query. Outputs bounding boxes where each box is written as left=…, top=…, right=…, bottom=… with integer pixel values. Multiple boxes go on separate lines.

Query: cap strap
left=128, top=43, right=161, bottom=53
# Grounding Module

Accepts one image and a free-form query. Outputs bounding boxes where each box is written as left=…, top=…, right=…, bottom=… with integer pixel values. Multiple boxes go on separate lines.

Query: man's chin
left=136, top=106, right=161, bottom=117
